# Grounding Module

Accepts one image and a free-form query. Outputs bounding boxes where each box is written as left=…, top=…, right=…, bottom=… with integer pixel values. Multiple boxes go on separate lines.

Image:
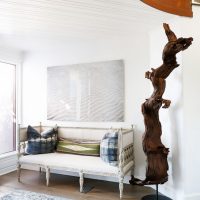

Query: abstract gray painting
left=47, top=60, right=124, bottom=122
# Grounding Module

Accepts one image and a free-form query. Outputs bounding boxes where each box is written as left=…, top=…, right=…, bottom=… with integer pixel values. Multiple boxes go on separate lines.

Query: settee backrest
left=19, top=125, right=130, bottom=142
left=19, top=126, right=41, bottom=142
left=57, top=127, right=112, bottom=141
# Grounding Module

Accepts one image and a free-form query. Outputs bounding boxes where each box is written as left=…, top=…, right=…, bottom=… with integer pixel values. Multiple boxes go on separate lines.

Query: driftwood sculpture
left=130, top=23, right=193, bottom=185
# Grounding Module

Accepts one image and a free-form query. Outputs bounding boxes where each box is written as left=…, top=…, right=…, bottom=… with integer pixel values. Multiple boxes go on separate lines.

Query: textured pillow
left=26, top=125, right=57, bottom=155
left=56, top=138, right=100, bottom=156
left=100, top=131, right=118, bottom=166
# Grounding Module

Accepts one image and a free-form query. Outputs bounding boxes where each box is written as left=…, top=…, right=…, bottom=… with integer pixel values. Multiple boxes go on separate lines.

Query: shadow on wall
left=168, top=69, right=184, bottom=198
left=134, top=127, right=146, bottom=180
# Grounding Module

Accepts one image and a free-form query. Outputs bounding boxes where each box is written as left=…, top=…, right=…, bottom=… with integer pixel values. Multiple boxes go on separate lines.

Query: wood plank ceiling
left=0, top=0, right=177, bottom=51
left=0, top=0, right=176, bottom=37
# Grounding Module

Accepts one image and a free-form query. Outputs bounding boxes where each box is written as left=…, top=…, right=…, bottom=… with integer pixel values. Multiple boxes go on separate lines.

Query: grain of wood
left=0, top=170, right=155, bottom=200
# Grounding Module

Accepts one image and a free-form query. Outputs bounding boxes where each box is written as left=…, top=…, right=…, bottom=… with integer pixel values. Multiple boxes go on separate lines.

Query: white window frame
left=0, top=57, right=21, bottom=159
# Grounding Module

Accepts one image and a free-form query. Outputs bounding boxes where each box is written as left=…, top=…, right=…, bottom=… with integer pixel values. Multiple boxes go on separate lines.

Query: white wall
left=180, top=7, right=200, bottom=200
left=0, top=46, right=22, bottom=64
left=22, top=35, right=150, bottom=181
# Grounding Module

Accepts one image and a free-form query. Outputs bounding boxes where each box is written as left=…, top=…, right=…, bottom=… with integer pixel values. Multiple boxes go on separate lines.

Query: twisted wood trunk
left=130, top=23, right=193, bottom=185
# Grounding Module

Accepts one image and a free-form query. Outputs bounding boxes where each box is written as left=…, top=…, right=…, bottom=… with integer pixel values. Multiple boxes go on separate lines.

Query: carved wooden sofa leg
left=17, top=163, right=21, bottom=182
left=79, top=171, right=84, bottom=192
left=45, top=167, right=50, bottom=186
left=119, top=175, right=124, bottom=199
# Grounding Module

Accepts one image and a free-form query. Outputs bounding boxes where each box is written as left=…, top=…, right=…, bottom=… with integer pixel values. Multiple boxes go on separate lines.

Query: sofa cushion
left=19, top=153, right=120, bottom=175
left=20, top=152, right=134, bottom=176
left=26, top=125, right=57, bottom=155
left=56, top=138, right=100, bottom=156
left=100, top=131, right=118, bottom=166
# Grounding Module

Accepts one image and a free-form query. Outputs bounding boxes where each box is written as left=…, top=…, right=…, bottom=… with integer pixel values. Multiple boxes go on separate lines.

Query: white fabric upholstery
left=20, top=153, right=133, bottom=176
left=57, top=127, right=110, bottom=140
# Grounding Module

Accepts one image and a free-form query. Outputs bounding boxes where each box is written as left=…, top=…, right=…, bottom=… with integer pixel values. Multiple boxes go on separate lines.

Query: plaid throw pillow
left=26, top=125, right=57, bottom=155
left=100, top=131, right=118, bottom=166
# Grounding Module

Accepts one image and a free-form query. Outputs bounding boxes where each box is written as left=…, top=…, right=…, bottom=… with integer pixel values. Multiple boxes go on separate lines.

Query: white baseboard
left=133, top=175, right=176, bottom=199
left=0, top=153, right=17, bottom=176
left=151, top=183, right=200, bottom=200
left=184, top=193, right=200, bottom=200
left=0, top=165, right=17, bottom=176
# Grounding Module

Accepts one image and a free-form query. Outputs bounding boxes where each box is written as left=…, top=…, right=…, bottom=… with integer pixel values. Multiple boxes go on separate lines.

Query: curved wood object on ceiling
left=141, top=0, right=193, bottom=17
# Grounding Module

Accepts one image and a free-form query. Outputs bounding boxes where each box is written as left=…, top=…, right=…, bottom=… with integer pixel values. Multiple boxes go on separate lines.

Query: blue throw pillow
left=26, top=125, right=57, bottom=155
left=100, top=131, right=118, bottom=166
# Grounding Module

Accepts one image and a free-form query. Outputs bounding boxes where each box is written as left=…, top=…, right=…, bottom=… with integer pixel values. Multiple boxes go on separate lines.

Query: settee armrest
left=118, top=126, right=134, bottom=175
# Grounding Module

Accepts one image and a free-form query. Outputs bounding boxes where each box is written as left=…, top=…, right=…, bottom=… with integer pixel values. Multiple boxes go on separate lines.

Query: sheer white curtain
left=0, top=62, right=16, bottom=155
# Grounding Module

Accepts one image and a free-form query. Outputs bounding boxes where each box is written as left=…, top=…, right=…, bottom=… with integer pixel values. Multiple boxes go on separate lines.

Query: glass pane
left=0, top=62, right=16, bottom=154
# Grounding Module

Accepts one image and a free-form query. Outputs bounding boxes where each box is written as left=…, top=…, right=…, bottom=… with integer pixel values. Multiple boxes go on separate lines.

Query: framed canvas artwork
left=47, top=60, right=124, bottom=122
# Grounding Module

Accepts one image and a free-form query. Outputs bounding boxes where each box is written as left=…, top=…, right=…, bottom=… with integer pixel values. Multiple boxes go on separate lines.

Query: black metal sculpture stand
left=142, top=184, right=172, bottom=200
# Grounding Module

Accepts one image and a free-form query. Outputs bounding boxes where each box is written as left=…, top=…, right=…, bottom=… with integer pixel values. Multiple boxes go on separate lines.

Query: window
left=0, top=62, right=16, bottom=155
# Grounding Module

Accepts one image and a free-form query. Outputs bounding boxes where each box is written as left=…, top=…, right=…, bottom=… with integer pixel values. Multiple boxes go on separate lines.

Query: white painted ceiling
left=0, top=0, right=177, bottom=51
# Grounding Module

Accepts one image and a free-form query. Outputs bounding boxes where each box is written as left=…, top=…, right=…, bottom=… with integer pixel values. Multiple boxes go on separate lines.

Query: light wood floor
left=0, top=170, right=156, bottom=200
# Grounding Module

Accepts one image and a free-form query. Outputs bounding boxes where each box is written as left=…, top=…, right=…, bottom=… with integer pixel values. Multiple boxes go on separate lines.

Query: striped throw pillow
left=56, top=138, right=100, bottom=156
left=100, top=131, right=118, bottom=166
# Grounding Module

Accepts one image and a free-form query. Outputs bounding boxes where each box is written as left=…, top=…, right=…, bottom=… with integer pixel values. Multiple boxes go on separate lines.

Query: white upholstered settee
left=17, top=124, right=134, bottom=199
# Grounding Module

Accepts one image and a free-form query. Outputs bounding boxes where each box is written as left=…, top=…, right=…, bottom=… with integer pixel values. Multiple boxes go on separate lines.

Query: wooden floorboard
left=0, top=170, right=155, bottom=199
